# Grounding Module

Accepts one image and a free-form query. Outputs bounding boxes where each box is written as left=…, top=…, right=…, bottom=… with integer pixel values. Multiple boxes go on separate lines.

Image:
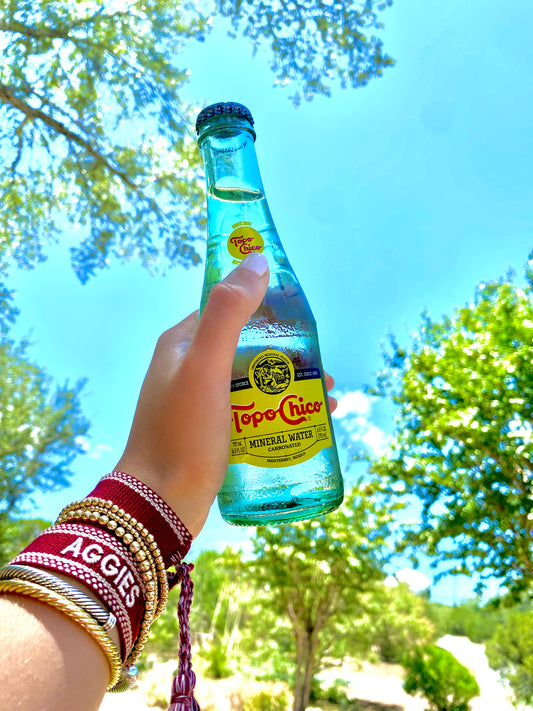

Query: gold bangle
left=0, top=578, right=122, bottom=690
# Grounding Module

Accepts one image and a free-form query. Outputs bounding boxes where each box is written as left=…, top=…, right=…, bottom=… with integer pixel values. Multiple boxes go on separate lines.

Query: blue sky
left=8, top=0, right=533, bottom=604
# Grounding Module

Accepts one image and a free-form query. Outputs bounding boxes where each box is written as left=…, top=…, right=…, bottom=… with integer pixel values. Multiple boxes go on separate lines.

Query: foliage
left=0, top=0, right=394, bottom=292
left=0, top=0, right=207, bottom=287
left=189, top=548, right=245, bottom=641
left=364, top=254, right=533, bottom=597
left=199, top=638, right=233, bottom=679
left=144, top=584, right=181, bottom=662
left=403, top=644, right=480, bottom=711
left=310, top=679, right=360, bottom=710
left=243, top=689, right=289, bottom=711
left=0, top=516, right=50, bottom=565
left=238, top=593, right=294, bottom=683
left=423, top=597, right=505, bottom=645
left=0, top=337, right=88, bottom=563
left=215, top=0, right=395, bottom=106
left=486, top=609, right=533, bottom=706
left=250, top=478, right=397, bottom=711
left=351, top=583, right=435, bottom=663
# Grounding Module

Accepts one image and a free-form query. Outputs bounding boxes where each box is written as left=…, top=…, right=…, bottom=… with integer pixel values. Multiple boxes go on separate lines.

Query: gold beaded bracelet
left=0, top=577, right=122, bottom=690
left=57, top=498, right=169, bottom=617
left=56, top=507, right=158, bottom=666
left=56, top=501, right=169, bottom=667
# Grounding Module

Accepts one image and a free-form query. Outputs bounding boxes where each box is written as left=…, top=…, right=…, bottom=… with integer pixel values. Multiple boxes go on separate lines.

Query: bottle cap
left=195, top=102, right=254, bottom=134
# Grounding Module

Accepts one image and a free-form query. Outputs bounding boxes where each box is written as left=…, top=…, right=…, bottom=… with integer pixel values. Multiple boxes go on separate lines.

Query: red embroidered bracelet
left=12, top=521, right=143, bottom=655
left=88, top=472, right=192, bottom=566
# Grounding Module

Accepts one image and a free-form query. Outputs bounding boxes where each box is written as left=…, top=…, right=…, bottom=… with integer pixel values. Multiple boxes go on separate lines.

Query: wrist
left=114, top=457, right=215, bottom=539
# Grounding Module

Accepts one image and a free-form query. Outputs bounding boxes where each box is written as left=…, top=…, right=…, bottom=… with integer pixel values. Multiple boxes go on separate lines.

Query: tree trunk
left=292, top=629, right=319, bottom=711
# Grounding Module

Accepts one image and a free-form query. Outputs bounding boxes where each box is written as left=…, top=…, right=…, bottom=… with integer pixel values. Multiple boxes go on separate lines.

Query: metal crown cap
left=195, top=102, right=254, bottom=134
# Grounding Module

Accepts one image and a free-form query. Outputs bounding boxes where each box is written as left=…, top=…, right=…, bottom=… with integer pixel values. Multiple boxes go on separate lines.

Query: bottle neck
left=198, top=118, right=264, bottom=201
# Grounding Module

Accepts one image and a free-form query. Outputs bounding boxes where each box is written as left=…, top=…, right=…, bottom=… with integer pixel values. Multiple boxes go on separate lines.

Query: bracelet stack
left=0, top=471, right=199, bottom=708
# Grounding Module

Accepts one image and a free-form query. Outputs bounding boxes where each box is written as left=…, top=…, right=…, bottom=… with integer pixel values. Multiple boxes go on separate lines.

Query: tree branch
left=0, top=84, right=137, bottom=189
left=10, top=117, right=28, bottom=172
left=0, top=11, right=131, bottom=41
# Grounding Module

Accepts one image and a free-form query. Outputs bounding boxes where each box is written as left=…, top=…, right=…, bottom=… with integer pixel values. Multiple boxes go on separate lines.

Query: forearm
left=0, top=595, right=108, bottom=711
left=0, top=255, right=271, bottom=710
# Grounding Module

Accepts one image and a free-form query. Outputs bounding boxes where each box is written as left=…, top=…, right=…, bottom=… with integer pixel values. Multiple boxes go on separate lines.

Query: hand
left=116, top=252, right=337, bottom=537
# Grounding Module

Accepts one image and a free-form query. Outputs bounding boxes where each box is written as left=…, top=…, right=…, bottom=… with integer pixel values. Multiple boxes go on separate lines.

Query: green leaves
left=250, top=479, right=395, bottom=710
left=215, top=0, right=394, bottom=105
left=367, top=253, right=533, bottom=596
left=403, top=644, right=480, bottom=711
left=0, top=0, right=207, bottom=285
left=0, top=1, right=393, bottom=290
left=486, top=610, right=533, bottom=705
left=0, top=337, right=88, bottom=561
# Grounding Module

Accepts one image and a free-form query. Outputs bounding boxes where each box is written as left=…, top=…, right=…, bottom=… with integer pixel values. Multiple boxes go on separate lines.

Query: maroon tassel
left=167, top=560, right=200, bottom=711
left=168, top=671, right=200, bottom=711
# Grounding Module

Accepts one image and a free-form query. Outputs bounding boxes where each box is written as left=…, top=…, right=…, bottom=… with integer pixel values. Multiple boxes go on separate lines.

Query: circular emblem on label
left=250, top=350, right=293, bottom=395
left=227, top=224, right=264, bottom=261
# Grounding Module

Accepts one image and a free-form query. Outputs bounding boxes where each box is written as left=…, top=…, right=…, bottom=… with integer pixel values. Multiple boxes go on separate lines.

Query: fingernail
left=240, top=252, right=269, bottom=277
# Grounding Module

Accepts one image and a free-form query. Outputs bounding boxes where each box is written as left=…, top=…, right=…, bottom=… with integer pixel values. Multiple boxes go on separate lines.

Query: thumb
left=187, top=252, right=270, bottom=376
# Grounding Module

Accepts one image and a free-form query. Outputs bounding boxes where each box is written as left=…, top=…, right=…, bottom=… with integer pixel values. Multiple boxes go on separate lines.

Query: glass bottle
left=196, top=101, right=343, bottom=525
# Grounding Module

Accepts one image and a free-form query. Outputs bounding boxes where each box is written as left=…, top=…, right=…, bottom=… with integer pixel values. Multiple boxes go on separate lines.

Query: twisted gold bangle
left=0, top=565, right=116, bottom=631
left=0, top=578, right=122, bottom=690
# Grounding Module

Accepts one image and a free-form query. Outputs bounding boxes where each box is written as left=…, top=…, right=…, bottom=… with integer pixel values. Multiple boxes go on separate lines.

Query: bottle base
left=218, top=490, right=343, bottom=526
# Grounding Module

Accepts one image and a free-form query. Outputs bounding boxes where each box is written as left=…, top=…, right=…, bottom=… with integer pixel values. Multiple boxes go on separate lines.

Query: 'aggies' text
left=61, top=537, right=140, bottom=608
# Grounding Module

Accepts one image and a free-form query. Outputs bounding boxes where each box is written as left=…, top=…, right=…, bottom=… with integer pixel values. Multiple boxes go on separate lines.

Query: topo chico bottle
left=196, top=101, right=343, bottom=525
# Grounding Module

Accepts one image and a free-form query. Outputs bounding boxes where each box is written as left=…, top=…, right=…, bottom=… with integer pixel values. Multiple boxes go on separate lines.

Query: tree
left=486, top=608, right=533, bottom=705
left=0, top=0, right=394, bottom=291
left=249, top=479, right=396, bottom=711
left=0, top=337, right=88, bottom=562
left=364, top=254, right=533, bottom=597
left=351, top=582, right=435, bottom=664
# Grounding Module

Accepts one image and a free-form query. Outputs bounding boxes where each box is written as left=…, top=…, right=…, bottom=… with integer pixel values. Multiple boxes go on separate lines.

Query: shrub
left=243, top=689, right=288, bottom=711
left=423, top=597, right=504, bottom=644
left=199, top=639, right=232, bottom=679
left=403, top=644, right=480, bottom=711
left=310, top=678, right=361, bottom=710
left=486, top=610, right=533, bottom=705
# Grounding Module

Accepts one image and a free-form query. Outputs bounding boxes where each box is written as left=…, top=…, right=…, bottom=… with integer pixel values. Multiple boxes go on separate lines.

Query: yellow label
left=227, top=222, right=264, bottom=261
left=229, top=349, right=333, bottom=468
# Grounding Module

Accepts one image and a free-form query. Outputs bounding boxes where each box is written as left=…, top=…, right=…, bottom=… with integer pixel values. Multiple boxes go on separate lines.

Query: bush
left=242, top=689, right=288, bottom=711
left=486, top=610, right=533, bottom=705
left=403, top=644, right=480, bottom=711
left=423, top=597, right=503, bottom=644
left=310, top=678, right=361, bottom=710
left=199, top=639, right=232, bottom=679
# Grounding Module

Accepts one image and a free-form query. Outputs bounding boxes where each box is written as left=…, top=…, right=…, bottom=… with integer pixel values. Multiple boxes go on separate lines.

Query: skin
left=0, top=254, right=337, bottom=710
